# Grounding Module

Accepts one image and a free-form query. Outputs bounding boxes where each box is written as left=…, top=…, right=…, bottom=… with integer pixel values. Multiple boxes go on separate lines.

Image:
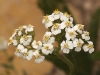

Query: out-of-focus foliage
left=22, top=70, right=28, bottom=75
left=89, top=8, right=100, bottom=61
left=37, top=0, right=100, bottom=75
left=91, top=52, right=100, bottom=60
left=37, top=0, right=70, bottom=14
left=88, top=8, right=100, bottom=49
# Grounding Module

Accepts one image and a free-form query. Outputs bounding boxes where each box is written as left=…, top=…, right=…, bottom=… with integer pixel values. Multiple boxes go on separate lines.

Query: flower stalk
left=57, top=52, right=74, bottom=75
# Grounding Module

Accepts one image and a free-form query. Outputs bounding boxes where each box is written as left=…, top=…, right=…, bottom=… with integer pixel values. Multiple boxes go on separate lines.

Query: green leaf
left=37, top=0, right=70, bottom=15
left=45, top=54, right=69, bottom=74
left=88, top=8, right=100, bottom=49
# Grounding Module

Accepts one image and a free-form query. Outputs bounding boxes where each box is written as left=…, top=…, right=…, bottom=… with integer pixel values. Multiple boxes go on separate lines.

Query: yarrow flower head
left=42, top=9, right=94, bottom=54
left=8, top=24, right=36, bottom=61
left=8, top=24, right=55, bottom=63
left=8, top=9, right=95, bottom=63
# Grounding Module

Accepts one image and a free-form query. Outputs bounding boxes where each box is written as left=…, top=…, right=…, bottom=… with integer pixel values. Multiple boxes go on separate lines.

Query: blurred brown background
left=0, top=0, right=100, bottom=75
left=0, top=0, right=52, bottom=75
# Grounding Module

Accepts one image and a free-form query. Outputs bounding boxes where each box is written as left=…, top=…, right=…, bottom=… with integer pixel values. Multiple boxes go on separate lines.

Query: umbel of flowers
left=8, top=9, right=94, bottom=63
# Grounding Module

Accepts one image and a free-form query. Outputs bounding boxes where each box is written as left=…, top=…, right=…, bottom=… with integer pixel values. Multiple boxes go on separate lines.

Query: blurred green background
left=0, top=0, right=100, bottom=75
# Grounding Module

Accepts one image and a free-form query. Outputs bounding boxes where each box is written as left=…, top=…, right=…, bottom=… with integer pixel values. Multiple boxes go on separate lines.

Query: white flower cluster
left=8, top=9, right=94, bottom=63
left=42, top=9, right=94, bottom=54
left=8, top=24, right=55, bottom=63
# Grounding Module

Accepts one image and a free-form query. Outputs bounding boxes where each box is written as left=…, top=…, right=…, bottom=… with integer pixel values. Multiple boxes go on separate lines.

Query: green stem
left=56, top=52, right=74, bottom=75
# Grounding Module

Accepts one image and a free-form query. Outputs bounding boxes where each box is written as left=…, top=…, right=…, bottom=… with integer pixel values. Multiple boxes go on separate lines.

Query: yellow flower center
left=77, top=42, right=82, bottom=47
left=18, top=26, right=23, bottom=31
left=54, top=9, right=60, bottom=14
left=45, top=46, right=50, bottom=50
left=16, top=48, right=20, bottom=53
left=35, top=54, right=40, bottom=58
left=69, top=32, right=74, bottom=36
left=65, top=21, right=71, bottom=27
left=64, top=43, right=69, bottom=48
left=78, top=24, right=83, bottom=30
left=23, top=35, right=28, bottom=40
left=43, top=16, right=50, bottom=23
left=28, top=24, right=32, bottom=28
left=53, top=23, right=59, bottom=29
left=13, top=29, right=17, bottom=34
left=43, top=36, right=50, bottom=41
left=85, top=31, right=89, bottom=36
left=87, top=44, right=93, bottom=49
left=9, top=38, right=13, bottom=43
left=36, top=42, right=39, bottom=46
left=23, top=52, right=28, bottom=56
left=64, top=12, right=71, bottom=17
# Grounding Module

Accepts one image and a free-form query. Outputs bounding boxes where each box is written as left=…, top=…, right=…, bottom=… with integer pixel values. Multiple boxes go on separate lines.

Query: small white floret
left=32, top=40, right=42, bottom=50
left=33, top=50, right=45, bottom=63
left=60, top=40, right=73, bottom=54
left=42, top=44, right=54, bottom=55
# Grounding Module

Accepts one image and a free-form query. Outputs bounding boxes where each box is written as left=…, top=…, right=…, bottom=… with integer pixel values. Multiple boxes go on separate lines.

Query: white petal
left=87, top=41, right=93, bottom=44
left=49, top=37, right=55, bottom=43
left=82, top=34, right=85, bottom=39
left=15, top=52, right=23, bottom=57
left=42, top=48, right=49, bottom=55
left=73, top=39, right=78, bottom=47
left=49, top=49, right=54, bottom=54
left=49, top=44, right=53, bottom=49
left=63, top=49, right=70, bottom=54
left=35, top=56, right=45, bottom=63
left=65, top=34, right=70, bottom=40
left=12, top=40, right=17, bottom=46
left=60, top=22, right=66, bottom=29
left=33, top=50, right=39, bottom=56
left=83, top=45, right=88, bottom=52
left=23, top=41, right=30, bottom=46
left=45, top=22, right=53, bottom=28
left=20, top=38, right=24, bottom=44
left=85, top=36, right=90, bottom=40
left=17, top=44, right=24, bottom=50
left=70, top=17, right=73, bottom=22
left=89, top=48, right=94, bottom=54
left=75, top=47, right=81, bottom=52
left=18, top=31, right=22, bottom=36
left=45, top=32, right=52, bottom=36
left=68, top=41, right=73, bottom=49
left=26, top=56, right=32, bottom=60
left=54, top=15, right=59, bottom=20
